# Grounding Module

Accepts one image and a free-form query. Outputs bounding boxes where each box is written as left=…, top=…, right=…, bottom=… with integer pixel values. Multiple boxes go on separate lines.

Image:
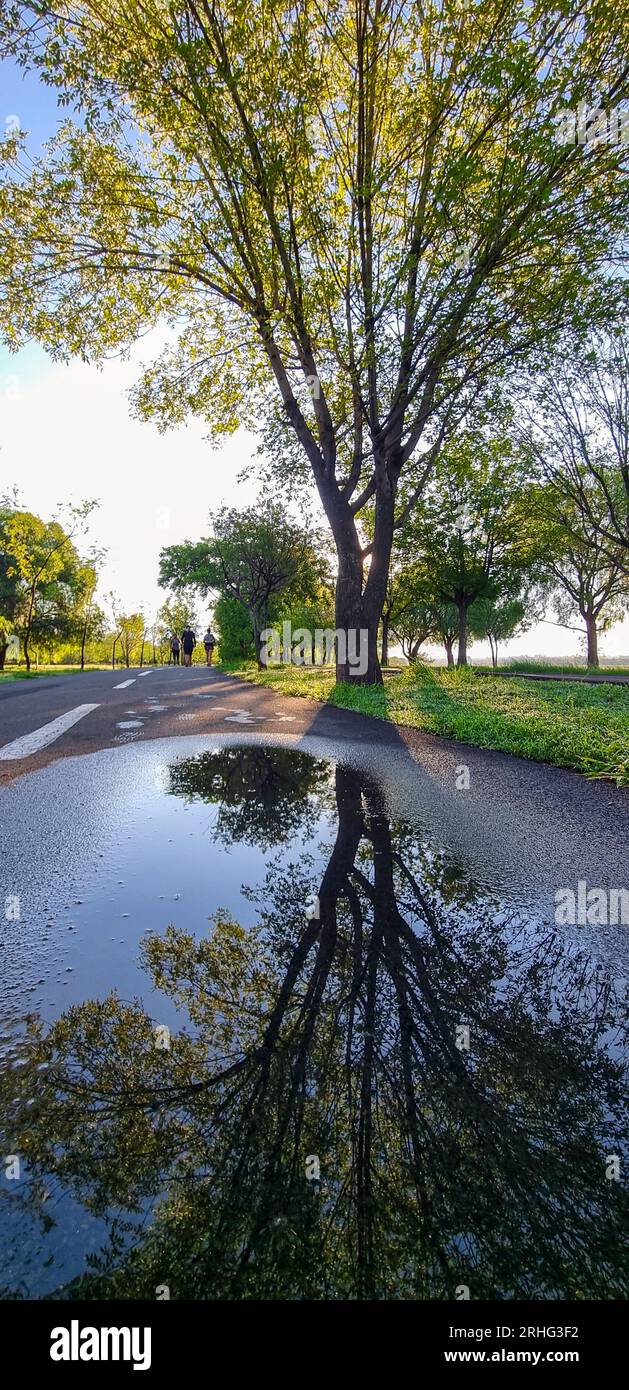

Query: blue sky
left=0, top=55, right=261, bottom=625
left=0, top=54, right=70, bottom=152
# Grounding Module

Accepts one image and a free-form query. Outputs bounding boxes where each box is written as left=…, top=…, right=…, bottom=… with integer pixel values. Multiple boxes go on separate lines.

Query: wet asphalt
left=0, top=663, right=627, bottom=949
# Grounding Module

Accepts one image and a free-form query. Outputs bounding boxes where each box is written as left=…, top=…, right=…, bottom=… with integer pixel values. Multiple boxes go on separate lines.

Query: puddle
left=0, top=740, right=626, bottom=1300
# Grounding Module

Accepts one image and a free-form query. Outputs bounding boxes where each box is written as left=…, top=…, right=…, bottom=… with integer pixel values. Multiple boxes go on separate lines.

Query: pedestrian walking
left=170, top=634, right=181, bottom=665
left=181, top=626, right=197, bottom=667
left=203, top=628, right=216, bottom=665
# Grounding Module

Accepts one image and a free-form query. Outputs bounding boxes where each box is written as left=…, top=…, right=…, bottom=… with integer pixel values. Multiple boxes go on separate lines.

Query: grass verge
left=219, top=660, right=629, bottom=785
left=494, top=659, right=629, bottom=677
left=0, top=664, right=114, bottom=683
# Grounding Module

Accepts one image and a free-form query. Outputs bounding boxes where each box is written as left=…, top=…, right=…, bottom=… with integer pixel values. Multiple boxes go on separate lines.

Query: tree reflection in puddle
left=1, top=746, right=627, bottom=1300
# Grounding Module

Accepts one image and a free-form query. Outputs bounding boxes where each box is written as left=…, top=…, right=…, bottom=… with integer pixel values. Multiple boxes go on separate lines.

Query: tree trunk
left=456, top=601, right=468, bottom=667
left=381, top=612, right=389, bottom=667
left=0, top=641, right=7, bottom=671
left=140, top=636, right=145, bottom=667
left=335, top=584, right=381, bottom=682
left=23, top=584, right=36, bottom=672
left=444, top=636, right=455, bottom=667
left=585, top=612, right=599, bottom=667
left=318, top=472, right=391, bottom=685
left=80, top=616, right=88, bottom=671
left=251, top=606, right=269, bottom=669
left=112, top=634, right=119, bottom=669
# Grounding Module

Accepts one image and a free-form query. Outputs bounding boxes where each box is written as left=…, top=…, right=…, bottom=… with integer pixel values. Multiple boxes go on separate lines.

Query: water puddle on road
left=0, top=742, right=626, bottom=1299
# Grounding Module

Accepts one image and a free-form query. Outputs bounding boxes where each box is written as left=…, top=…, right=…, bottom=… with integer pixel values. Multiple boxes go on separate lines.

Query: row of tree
left=0, top=495, right=103, bottom=670
left=383, top=339, right=629, bottom=668
left=6, top=316, right=627, bottom=673
left=0, top=494, right=207, bottom=670
left=160, top=335, right=629, bottom=669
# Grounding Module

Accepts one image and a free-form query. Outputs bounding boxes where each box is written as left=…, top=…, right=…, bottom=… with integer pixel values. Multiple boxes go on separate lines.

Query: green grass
left=219, top=660, right=629, bottom=785
left=0, top=664, right=112, bottom=683
left=494, top=659, right=629, bottom=677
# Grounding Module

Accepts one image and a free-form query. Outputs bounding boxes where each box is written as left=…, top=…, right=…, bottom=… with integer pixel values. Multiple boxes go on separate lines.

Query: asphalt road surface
left=0, top=662, right=628, bottom=934
left=0, top=663, right=328, bottom=779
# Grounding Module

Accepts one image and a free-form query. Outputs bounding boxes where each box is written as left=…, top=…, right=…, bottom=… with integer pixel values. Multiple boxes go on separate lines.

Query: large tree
left=1, top=2, right=628, bottom=682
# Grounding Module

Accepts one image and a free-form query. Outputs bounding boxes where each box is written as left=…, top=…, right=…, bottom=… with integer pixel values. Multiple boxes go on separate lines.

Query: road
left=0, top=662, right=628, bottom=924
left=0, top=663, right=339, bottom=780
left=1, top=664, right=626, bottom=1307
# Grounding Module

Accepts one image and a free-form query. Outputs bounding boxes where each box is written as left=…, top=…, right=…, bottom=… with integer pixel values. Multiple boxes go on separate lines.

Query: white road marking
left=113, top=678, right=136, bottom=689
left=137, top=670, right=154, bottom=677
left=0, top=704, right=100, bottom=761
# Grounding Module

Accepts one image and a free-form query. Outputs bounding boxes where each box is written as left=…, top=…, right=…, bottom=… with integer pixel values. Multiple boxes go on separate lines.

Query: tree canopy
left=2, top=0, right=628, bottom=680
left=397, top=432, right=543, bottom=664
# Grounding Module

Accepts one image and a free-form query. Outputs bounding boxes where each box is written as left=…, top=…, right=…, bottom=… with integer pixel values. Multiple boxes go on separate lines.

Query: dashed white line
left=113, top=678, right=136, bottom=689
left=0, top=704, right=100, bottom=761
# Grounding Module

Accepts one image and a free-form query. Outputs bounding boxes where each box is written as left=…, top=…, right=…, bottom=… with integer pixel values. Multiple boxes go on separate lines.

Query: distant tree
left=469, top=595, right=527, bottom=670
left=160, top=503, right=322, bottom=668
left=399, top=435, right=541, bottom=666
left=214, top=594, right=255, bottom=663
left=74, top=551, right=106, bottom=670
left=429, top=601, right=460, bottom=667
left=520, top=330, right=629, bottom=575
left=116, top=612, right=144, bottom=669
left=272, top=557, right=335, bottom=664
left=0, top=501, right=97, bottom=668
left=0, top=501, right=22, bottom=669
left=156, top=595, right=201, bottom=661
left=390, top=600, right=435, bottom=664
left=543, top=514, right=627, bottom=667
left=380, top=563, right=427, bottom=666
left=107, top=593, right=144, bottom=668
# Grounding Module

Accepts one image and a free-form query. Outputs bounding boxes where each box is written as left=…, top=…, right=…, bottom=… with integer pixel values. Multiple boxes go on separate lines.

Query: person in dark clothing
left=181, top=627, right=196, bottom=666
left=170, top=634, right=181, bottom=665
